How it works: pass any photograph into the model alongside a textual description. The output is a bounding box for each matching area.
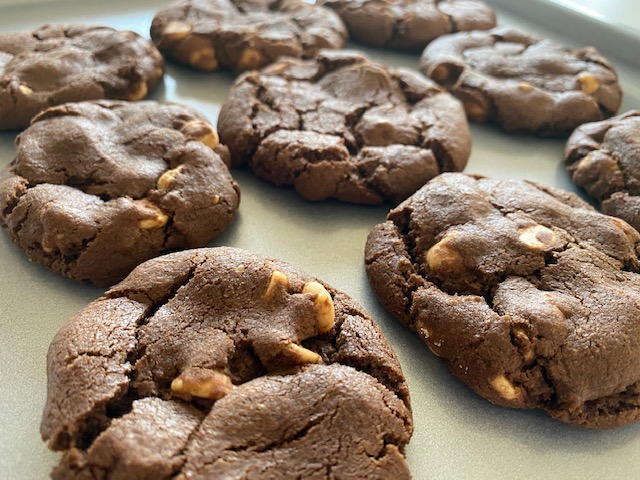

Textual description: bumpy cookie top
[218,49,471,204]
[318,0,496,51]
[41,247,413,479]
[365,173,640,428]
[150,0,347,73]
[565,110,640,232]
[0,100,240,286]
[0,24,164,130]
[420,27,622,136]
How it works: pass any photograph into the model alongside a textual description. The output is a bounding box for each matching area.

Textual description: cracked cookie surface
[318,0,496,51]
[419,27,622,136]
[565,110,640,232]
[0,100,240,286]
[0,24,164,130]
[41,247,413,479]
[218,49,471,204]
[365,172,640,428]
[150,0,347,74]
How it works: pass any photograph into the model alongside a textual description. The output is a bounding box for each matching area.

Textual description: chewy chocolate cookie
[218,49,471,204]
[365,172,640,429]
[150,0,347,74]
[318,0,496,51]
[0,100,240,286]
[565,110,640,232]
[41,247,413,479]
[419,27,622,136]
[0,24,164,130]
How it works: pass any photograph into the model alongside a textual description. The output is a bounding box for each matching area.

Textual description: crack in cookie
[365,172,640,428]
[0,101,240,286]
[318,0,496,52]
[219,49,471,204]
[0,24,164,130]
[41,247,413,479]
[150,0,347,74]
[420,27,622,136]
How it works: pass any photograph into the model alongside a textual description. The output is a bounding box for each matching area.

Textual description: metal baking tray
[1,0,639,478]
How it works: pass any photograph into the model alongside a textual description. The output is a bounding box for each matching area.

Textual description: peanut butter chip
[463,100,488,122]
[578,74,601,95]
[156,165,185,190]
[138,201,169,230]
[42,239,56,253]
[189,46,218,71]
[302,281,335,334]
[518,225,558,251]
[164,21,193,41]
[171,368,234,400]
[263,270,290,300]
[237,47,263,71]
[491,374,521,400]
[18,84,33,95]
[512,327,534,363]
[182,120,220,149]
[283,342,322,365]
[518,82,533,92]
[426,233,464,273]
[138,215,168,230]
[125,79,148,101]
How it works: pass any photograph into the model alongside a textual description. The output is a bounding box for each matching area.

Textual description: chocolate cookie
[565,110,640,232]
[365,172,640,428]
[0,100,240,286]
[419,27,622,136]
[150,0,347,74]
[318,0,496,51]
[218,49,471,204]
[41,247,413,479]
[0,24,164,130]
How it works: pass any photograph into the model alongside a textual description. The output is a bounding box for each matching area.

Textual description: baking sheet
[1,1,640,479]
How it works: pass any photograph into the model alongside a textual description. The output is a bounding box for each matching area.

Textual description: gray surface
[491,0,640,69]
[1,1,640,479]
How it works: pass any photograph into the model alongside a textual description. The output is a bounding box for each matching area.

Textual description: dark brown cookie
[318,0,496,51]
[150,0,347,74]
[365,172,640,429]
[0,24,164,130]
[0,100,240,286]
[419,27,622,136]
[218,49,471,204]
[41,247,413,479]
[565,110,640,231]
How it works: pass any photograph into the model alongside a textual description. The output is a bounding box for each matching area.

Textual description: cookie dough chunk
[420,27,622,136]
[218,49,471,204]
[0,24,164,130]
[150,0,347,74]
[365,172,640,428]
[41,247,413,479]
[565,110,640,231]
[318,0,496,51]
[0,100,240,286]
